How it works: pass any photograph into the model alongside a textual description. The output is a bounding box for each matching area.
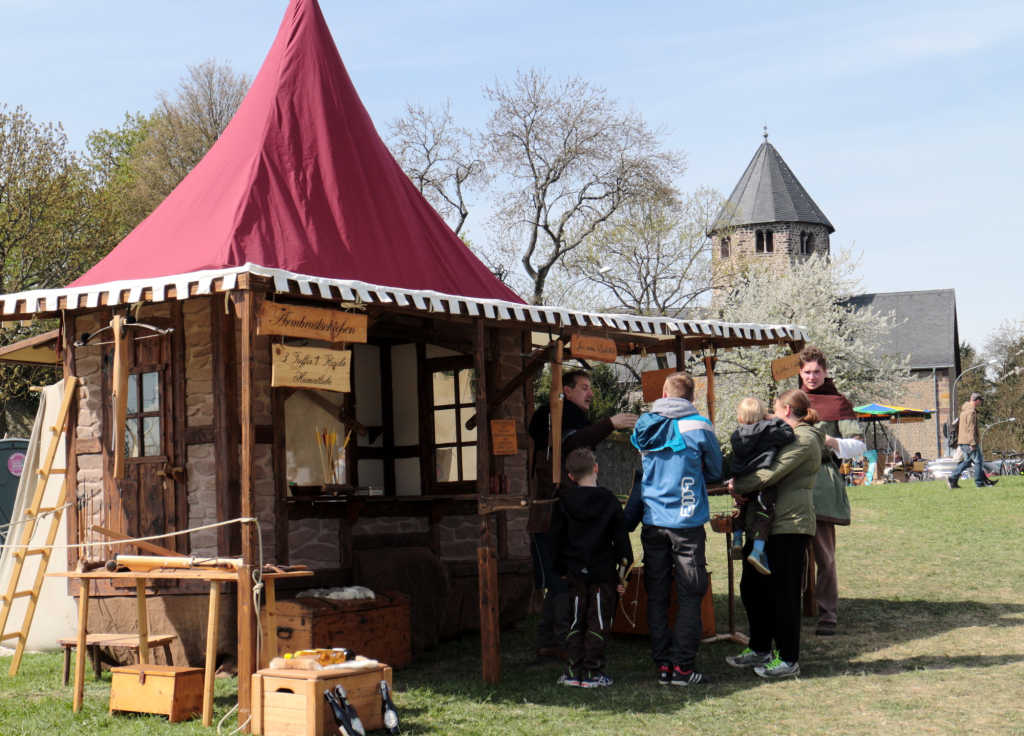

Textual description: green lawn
[2,477,1022,735]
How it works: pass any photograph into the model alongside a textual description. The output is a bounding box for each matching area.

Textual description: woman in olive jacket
[727,389,824,679]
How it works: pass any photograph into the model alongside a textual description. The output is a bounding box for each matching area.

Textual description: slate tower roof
[711,140,834,234]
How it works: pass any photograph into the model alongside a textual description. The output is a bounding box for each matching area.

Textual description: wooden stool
[58,633,176,685]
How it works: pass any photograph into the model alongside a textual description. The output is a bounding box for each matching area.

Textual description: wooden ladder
[0,376,78,676]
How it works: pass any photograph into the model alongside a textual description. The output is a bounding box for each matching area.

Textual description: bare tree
[567,187,724,316]
[483,70,683,304]
[126,59,250,222]
[387,100,486,236]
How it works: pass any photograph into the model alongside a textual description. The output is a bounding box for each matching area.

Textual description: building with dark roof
[844,289,961,458]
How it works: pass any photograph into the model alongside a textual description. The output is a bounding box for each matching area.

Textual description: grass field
[2,477,1022,735]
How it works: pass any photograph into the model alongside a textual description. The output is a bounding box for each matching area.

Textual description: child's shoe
[657,664,672,685]
[730,531,744,560]
[747,547,771,575]
[556,669,581,687]
[580,671,613,688]
[669,666,710,686]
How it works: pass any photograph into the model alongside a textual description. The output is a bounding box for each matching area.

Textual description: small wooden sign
[771,353,802,382]
[271,345,351,392]
[490,419,518,456]
[258,301,367,344]
[641,368,675,403]
[570,334,618,363]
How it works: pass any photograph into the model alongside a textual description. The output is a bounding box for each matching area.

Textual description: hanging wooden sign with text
[257,301,367,344]
[490,419,519,456]
[272,345,351,393]
[570,334,618,363]
[771,353,802,382]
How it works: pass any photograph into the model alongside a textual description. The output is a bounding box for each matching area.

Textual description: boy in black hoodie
[730,397,796,575]
[550,448,632,688]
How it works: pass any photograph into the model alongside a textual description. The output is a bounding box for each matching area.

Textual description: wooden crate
[251,663,392,736]
[265,591,411,668]
[612,566,715,639]
[108,663,203,723]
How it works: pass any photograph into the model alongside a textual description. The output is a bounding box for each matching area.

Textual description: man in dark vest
[527,369,637,659]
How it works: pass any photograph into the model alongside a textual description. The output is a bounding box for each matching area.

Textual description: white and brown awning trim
[0,263,807,347]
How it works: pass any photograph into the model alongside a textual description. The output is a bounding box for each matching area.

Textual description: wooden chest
[109,663,203,723]
[265,592,411,668]
[251,663,392,736]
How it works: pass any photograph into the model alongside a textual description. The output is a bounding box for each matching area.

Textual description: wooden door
[102,317,186,576]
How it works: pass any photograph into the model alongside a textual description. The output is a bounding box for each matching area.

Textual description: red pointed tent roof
[70,0,522,304]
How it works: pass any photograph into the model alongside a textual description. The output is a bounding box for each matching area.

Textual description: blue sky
[2,0,1021,351]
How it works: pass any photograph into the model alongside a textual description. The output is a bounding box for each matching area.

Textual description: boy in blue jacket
[625,372,723,686]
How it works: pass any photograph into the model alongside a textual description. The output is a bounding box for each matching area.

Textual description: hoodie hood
[558,485,610,522]
[650,397,697,418]
[631,398,699,452]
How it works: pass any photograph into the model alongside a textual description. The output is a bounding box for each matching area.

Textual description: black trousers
[739,533,808,663]
[565,578,616,672]
[641,525,708,670]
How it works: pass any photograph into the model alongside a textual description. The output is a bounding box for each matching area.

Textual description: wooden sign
[258,301,367,344]
[490,419,518,456]
[641,368,675,402]
[771,353,802,382]
[271,345,351,392]
[570,334,618,363]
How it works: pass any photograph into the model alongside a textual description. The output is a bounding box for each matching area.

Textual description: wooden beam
[674,335,685,371]
[111,314,128,480]
[474,320,500,684]
[212,294,240,556]
[549,341,564,486]
[235,289,258,729]
[62,316,80,573]
[704,355,717,425]
[272,388,289,564]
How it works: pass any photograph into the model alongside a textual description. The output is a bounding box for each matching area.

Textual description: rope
[1,516,257,551]
[1,512,268,735]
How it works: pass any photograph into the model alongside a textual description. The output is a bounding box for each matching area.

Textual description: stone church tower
[710,134,834,291]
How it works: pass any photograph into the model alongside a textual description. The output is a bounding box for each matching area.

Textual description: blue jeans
[950,444,985,486]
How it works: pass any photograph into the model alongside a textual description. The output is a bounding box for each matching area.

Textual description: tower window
[756,229,773,253]
[800,231,814,255]
[755,230,764,253]
[720,236,730,258]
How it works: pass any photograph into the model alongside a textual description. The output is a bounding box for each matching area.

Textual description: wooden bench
[58,633,176,685]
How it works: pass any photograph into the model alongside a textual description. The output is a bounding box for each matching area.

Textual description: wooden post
[474,320,500,684]
[72,578,90,712]
[236,289,258,729]
[674,335,685,371]
[135,580,149,665]
[203,580,222,727]
[703,355,717,425]
[111,314,129,479]
[549,341,564,485]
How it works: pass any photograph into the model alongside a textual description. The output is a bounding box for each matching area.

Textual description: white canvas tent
[0,380,77,653]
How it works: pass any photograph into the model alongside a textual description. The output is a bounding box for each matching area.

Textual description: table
[52,567,311,727]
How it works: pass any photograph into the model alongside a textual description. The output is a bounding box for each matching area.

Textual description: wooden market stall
[0,0,809,727]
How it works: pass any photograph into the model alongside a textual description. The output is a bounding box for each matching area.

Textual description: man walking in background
[948,392,993,489]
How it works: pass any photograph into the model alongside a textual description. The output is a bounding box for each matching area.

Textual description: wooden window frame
[422,353,477,495]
